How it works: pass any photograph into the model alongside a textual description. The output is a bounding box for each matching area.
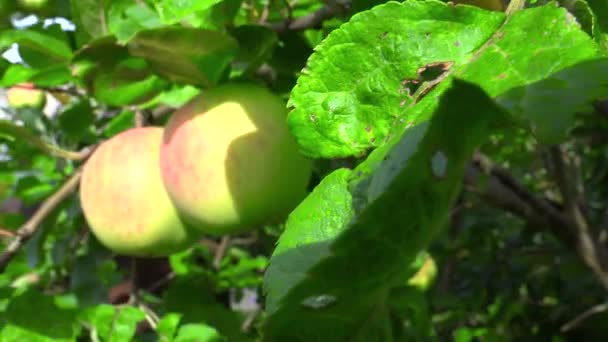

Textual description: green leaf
[586,0,608,34]
[0,120,86,160]
[264,168,353,313]
[230,25,278,76]
[174,323,224,342]
[92,58,169,106]
[163,276,252,342]
[57,99,96,141]
[157,313,182,341]
[0,29,72,64]
[70,0,106,38]
[497,57,608,143]
[153,0,222,24]
[71,36,169,106]
[0,64,38,87]
[287,1,599,158]
[102,110,135,138]
[127,27,239,87]
[80,304,145,342]
[107,0,162,43]
[0,289,80,342]
[262,80,502,340]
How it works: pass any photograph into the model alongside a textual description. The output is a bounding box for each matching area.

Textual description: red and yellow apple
[6,83,46,110]
[79,127,199,257]
[160,83,312,235]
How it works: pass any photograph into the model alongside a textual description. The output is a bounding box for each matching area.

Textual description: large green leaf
[264,168,354,313]
[262,80,503,341]
[71,36,169,106]
[0,29,72,64]
[127,27,238,87]
[287,1,599,158]
[0,289,80,342]
[497,57,608,143]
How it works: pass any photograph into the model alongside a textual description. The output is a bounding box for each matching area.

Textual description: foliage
[1,0,608,341]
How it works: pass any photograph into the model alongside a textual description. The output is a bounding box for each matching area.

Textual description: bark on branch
[0,168,83,273]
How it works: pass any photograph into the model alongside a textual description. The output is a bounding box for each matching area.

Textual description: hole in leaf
[301,294,337,309]
[431,150,448,178]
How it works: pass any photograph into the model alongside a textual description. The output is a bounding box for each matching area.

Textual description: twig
[0,121,95,161]
[466,152,608,291]
[0,228,17,238]
[561,301,608,332]
[505,0,526,15]
[547,146,608,289]
[213,236,231,270]
[241,308,260,333]
[133,109,148,128]
[145,271,175,293]
[0,168,83,272]
[267,1,351,34]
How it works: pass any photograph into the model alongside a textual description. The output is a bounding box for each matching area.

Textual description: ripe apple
[6,83,46,110]
[160,83,312,235]
[80,127,199,257]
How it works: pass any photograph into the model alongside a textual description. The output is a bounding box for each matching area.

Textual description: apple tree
[2,0,608,341]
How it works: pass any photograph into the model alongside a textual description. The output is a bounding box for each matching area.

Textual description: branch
[267,1,351,34]
[213,236,231,270]
[0,168,83,272]
[561,301,608,332]
[464,152,608,290]
[547,145,608,289]
[466,153,575,244]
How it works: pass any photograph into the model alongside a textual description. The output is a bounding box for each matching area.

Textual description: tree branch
[547,145,608,289]
[0,168,83,273]
[465,152,608,290]
[267,1,351,34]
[561,301,608,332]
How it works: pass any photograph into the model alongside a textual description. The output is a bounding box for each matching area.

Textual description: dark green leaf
[498,57,608,143]
[164,276,252,342]
[0,289,80,341]
[57,99,95,141]
[230,25,278,76]
[128,27,239,87]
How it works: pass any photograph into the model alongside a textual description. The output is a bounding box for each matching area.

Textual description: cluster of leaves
[1,0,608,341]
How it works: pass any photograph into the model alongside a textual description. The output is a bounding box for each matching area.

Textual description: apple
[80,127,199,257]
[160,83,312,235]
[6,83,46,110]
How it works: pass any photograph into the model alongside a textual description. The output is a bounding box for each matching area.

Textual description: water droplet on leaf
[301,294,337,309]
[431,150,448,178]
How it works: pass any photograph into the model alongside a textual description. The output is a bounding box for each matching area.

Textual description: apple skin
[160,83,312,235]
[80,127,199,257]
[6,83,46,110]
